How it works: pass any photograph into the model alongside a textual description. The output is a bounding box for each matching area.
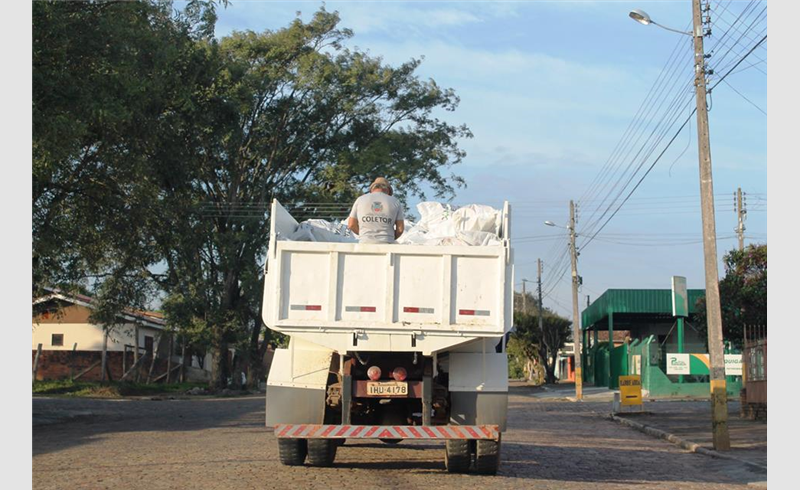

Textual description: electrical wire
[575,1,766,252]
[720,78,766,115]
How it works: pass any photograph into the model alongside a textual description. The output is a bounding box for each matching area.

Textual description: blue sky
[213,1,767,319]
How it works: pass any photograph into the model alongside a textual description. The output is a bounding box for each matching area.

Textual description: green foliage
[695,244,767,348]
[153,8,471,387]
[32,0,219,308]
[33,4,471,389]
[512,296,572,384]
[507,336,538,381]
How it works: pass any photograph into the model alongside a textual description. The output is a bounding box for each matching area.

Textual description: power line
[575,4,766,252]
[720,78,766,115]
[581,109,697,251]
[578,19,695,218]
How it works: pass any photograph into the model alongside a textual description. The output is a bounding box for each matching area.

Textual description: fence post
[166,334,174,384]
[32,343,43,383]
[70,343,77,381]
[180,341,187,383]
[146,333,162,384]
[100,329,108,383]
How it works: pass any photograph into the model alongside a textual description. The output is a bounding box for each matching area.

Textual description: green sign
[671,276,688,317]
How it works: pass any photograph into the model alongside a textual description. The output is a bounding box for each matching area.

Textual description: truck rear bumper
[274,424,500,441]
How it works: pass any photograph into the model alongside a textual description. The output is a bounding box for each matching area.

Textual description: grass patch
[33,379,209,398]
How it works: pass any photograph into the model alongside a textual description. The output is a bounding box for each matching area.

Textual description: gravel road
[32,386,766,489]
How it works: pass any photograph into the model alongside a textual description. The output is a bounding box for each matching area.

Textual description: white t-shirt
[349,192,404,244]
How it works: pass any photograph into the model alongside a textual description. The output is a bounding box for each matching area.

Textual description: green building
[581,289,741,397]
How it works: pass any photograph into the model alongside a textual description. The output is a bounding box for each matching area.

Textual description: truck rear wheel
[475,437,501,475]
[445,439,471,473]
[307,439,337,467]
[277,438,307,466]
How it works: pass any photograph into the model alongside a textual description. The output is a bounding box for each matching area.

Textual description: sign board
[724,354,743,376]
[671,276,688,317]
[619,375,642,406]
[666,353,690,375]
[666,353,743,376]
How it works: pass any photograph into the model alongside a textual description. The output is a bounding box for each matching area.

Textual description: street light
[544,220,569,230]
[629,2,730,450]
[628,8,692,36]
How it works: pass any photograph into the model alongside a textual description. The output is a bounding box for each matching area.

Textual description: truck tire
[445,439,471,473]
[278,438,307,466]
[307,439,337,467]
[475,437,501,475]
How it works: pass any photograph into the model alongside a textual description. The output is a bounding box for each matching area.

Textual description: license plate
[367,381,408,396]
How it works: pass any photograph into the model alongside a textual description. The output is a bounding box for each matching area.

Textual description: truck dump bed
[262,199,514,354]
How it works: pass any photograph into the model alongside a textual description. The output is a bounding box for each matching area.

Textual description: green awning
[581,289,706,330]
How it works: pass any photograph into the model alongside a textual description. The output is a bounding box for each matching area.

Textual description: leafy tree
[33,4,471,389]
[512,305,572,385]
[695,244,767,348]
[32,0,220,307]
[151,9,471,388]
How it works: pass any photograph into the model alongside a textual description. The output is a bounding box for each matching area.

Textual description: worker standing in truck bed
[347,177,405,244]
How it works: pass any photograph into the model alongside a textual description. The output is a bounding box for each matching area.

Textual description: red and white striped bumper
[274,424,500,441]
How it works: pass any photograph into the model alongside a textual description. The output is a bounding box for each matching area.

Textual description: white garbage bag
[397,202,502,246]
[456,231,503,246]
[451,205,501,235]
[287,219,357,243]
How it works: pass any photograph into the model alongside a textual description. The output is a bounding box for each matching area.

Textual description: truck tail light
[391,367,407,381]
[367,366,382,381]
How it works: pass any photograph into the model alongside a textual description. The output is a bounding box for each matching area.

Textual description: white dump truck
[263,199,514,474]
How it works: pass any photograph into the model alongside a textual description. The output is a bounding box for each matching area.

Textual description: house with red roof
[32,291,211,382]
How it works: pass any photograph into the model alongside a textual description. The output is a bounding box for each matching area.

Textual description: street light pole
[568,200,583,401]
[628,0,730,452]
[691,0,730,451]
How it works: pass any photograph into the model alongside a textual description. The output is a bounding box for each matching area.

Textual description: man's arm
[348,199,360,235]
[348,216,359,235]
[394,219,404,240]
[394,201,405,240]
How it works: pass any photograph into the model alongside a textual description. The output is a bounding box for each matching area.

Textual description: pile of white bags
[281,202,502,246]
[396,202,502,246]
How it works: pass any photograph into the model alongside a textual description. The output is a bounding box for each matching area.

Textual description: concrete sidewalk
[614,400,766,470]
[510,380,617,401]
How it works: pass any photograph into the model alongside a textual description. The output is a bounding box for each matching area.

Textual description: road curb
[609,414,767,473]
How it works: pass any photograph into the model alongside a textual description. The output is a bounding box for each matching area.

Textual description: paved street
[32,386,766,489]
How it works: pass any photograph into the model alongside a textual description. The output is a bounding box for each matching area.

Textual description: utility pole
[537,260,544,335]
[569,200,583,401]
[537,260,545,340]
[537,260,546,382]
[692,0,730,450]
[521,280,527,313]
[736,187,746,251]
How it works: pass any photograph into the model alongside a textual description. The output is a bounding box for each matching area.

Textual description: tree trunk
[246,318,270,390]
[210,336,230,390]
[210,270,240,390]
[546,352,558,384]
